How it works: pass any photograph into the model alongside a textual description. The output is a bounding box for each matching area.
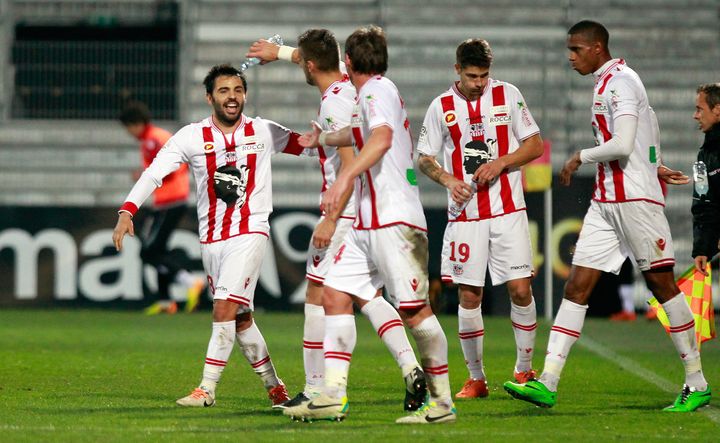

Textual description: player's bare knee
[563,281,590,305]
[212,300,239,322]
[458,284,482,309]
[234,312,254,331]
[400,304,433,328]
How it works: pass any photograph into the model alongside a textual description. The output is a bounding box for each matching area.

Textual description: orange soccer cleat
[609,311,637,322]
[455,378,489,399]
[514,369,537,384]
[268,383,291,409]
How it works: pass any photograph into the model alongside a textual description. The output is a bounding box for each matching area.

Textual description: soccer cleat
[185,278,205,313]
[268,383,291,409]
[663,384,711,412]
[176,387,215,407]
[455,378,489,399]
[395,401,457,424]
[283,394,349,422]
[645,306,658,321]
[404,366,428,411]
[514,369,537,384]
[503,379,556,408]
[282,392,312,408]
[609,311,637,322]
[144,300,177,316]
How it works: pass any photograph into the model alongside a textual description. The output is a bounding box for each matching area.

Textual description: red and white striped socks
[236,321,281,390]
[539,298,588,391]
[511,298,537,373]
[458,305,485,380]
[662,293,707,390]
[200,320,236,393]
[323,314,356,399]
[302,303,325,396]
[361,297,419,372]
[410,315,452,407]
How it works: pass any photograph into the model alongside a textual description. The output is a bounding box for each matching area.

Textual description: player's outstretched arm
[473,133,543,186]
[246,39,299,65]
[112,212,134,251]
[299,121,352,148]
[418,153,472,204]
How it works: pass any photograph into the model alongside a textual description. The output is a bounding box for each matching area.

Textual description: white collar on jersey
[593,58,624,82]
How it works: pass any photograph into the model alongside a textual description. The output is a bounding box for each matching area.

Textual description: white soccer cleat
[176,387,215,407]
[283,393,348,422]
[395,401,457,424]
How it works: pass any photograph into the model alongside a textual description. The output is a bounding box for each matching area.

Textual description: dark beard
[212,100,243,127]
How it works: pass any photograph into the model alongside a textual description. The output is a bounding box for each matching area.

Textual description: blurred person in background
[691,83,720,275]
[504,20,710,413]
[119,101,205,314]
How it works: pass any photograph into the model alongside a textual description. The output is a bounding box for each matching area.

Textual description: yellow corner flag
[648,264,716,350]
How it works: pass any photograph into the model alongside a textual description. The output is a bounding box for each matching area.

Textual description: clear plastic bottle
[693,161,709,196]
[240,34,283,71]
[448,181,478,219]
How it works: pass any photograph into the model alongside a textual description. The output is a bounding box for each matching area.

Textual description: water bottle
[240,34,283,71]
[448,181,478,219]
[693,161,709,196]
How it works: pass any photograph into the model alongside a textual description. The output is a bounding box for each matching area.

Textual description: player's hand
[694,255,709,276]
[112,212,134,251]
[323,174,352,217]
[560,151,582,186]
[473,159,506,186]
[299,121,323,148]
[658,165,690,185]
[312,217,337,249]
[446,176,473,204]
[245,39,279,64]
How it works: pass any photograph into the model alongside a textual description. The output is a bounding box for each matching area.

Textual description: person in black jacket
[692,83,720,275]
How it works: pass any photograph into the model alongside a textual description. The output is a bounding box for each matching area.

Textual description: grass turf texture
[0,310,718,442]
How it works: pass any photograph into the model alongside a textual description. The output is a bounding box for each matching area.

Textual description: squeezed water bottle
[240,34,283,71]
[693,161,709,196]
[448,181,478,219]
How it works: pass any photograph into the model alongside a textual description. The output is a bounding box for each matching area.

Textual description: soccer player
[416,38,543,399]
[119,101,205,314]
[503,20,711,412]
[246,29,427,411]
[282,25,455,424]
[113,65,297,409]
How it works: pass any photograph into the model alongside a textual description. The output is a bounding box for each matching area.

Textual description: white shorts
[306,215,355,284]
[441,210,533,287]
[572,200,675,273]
[200,233,267,313]
[324,224,430,311]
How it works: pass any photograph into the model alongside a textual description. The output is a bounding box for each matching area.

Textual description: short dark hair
[203,64,247,95]
[298,28,340,72]
[568,20,610,48]
[456,39,493,69]
[119,101,150,125]
[697,83,720,109]
[345,25,388,75]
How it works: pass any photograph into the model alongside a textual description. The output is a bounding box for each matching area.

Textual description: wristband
[318,131,328,147]
[277,45,295,62]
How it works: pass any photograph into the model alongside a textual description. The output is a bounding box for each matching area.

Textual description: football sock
[662,293,707,390]
[619,284,635,314]
[410,315,452,406]
[200,320,235,393]
[236,321,281,390]
[303,303,325,395]
[323,314,356,399]
[511,297,537,373]
[458,305,485,380]
[539,298,588,391]
[361,297,418,372]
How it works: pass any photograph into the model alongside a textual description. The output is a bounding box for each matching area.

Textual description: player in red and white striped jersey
[282,25,454,425]
[112,65,301,409]
[247,28,427,412]
[504,20,710,412]
[417,39,544,399]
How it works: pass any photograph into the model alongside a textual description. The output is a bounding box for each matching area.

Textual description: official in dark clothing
[691,83,720,275]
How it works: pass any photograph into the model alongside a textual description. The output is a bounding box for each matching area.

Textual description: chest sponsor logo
[203,142,215,153]
[237,143,266,154]
[443,110,458,126]
[491,105,509,114]
[592,102,609,114]
[488,114,511,126]
[351,110,363,127]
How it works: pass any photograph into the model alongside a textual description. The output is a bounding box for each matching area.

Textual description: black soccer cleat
[404,367,428,411]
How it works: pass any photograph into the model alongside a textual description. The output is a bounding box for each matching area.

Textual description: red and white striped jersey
[317,76,356,218]
[417,79,540,220]
[589,59,664,205]
[351,75,426,231]
[121,114,305,243]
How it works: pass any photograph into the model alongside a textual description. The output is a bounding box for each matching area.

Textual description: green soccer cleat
[503,379,556,408]
[663,384,711,412]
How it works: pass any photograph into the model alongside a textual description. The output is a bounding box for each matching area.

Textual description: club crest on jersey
[453,264,464,276]
[443,111,458,126]
[203,142,215,153]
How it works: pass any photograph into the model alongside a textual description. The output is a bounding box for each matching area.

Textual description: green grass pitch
[0,309,718,442]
